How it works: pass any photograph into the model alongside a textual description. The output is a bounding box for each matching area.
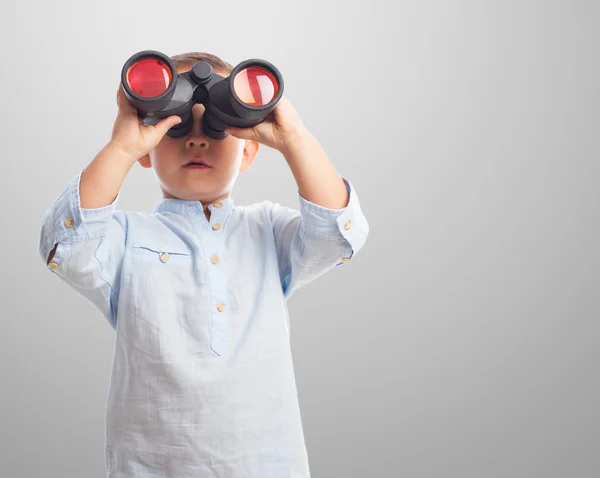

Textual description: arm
[224,96,369,297]
[271,129,369,298]
[46,140,136,264]
[39,141,134,328]
[280,127,350,210]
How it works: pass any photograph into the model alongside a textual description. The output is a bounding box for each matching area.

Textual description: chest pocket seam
[130,242,192,263]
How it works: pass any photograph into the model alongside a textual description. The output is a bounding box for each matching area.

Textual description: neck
[162,191,231,210]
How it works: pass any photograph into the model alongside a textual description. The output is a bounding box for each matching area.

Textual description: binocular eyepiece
[121,50,284,139]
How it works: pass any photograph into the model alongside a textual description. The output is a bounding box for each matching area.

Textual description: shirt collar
[153,196,235,215]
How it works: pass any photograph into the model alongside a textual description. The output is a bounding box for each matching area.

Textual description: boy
[39,51,369,478]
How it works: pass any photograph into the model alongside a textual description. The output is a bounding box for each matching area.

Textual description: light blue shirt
[39,168,369,478]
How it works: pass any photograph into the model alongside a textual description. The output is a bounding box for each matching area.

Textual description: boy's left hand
[224,96,309,154]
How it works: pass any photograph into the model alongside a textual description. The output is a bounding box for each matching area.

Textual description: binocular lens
[233,67,279,107]
[126,59,173,98]
[121,50,284,139]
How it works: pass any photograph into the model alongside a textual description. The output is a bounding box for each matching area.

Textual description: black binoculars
[120,50,284,139]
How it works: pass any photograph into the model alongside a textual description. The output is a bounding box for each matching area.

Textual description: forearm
[79,140,137,209]
[46,141,134,264]
[281,129,349,210]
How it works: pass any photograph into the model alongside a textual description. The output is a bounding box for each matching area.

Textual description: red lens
[233,67,278,106]
[126,58,172,98]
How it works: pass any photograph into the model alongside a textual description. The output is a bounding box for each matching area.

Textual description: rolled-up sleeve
[270,176,369,298]
[39,168,126,329]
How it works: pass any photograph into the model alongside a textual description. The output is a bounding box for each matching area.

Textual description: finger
[154,115,182,137]
[225,126,255,141]
[116,83,138,115]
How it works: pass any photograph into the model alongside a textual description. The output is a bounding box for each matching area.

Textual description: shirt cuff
[39,168,120,262]
[298,176,369,257]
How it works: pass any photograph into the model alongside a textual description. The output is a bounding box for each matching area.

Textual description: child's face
[138,67,260,203]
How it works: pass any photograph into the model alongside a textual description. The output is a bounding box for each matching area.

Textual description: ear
[138,153,151,169]
[239,139,259,173]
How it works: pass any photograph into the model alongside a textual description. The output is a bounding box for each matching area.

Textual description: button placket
[185,202,231,356]
[205,206,228,356]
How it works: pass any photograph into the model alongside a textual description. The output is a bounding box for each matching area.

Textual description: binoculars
[120,50,284,139]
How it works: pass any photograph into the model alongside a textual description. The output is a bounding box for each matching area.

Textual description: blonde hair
[170,52,233,75]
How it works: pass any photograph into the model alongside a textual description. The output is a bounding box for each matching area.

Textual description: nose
[187,136,208,149]
[186,112,209,150]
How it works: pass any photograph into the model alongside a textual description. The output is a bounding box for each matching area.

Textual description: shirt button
[216,302,225,312]
[342,257,350,263]
[64,217,74,228]
[344,220,352,231]
[159,253,170,262]
[214,202,223,208]
[49,262,58,270]
[210,255,220,264]
[212,223,222,230]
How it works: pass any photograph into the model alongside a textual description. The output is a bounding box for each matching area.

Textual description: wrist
[108,139,144,165]
[280,125,312,156]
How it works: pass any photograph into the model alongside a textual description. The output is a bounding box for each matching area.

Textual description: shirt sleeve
[38,168,127,329]
[269,176,369,299]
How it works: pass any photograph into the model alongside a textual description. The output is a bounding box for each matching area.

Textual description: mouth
[183,158,211,169]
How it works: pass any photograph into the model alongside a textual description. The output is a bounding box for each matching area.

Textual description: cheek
[151,145,180,173]
[222,136,244,151]
[213,143,243,169]
[230,140,247,162]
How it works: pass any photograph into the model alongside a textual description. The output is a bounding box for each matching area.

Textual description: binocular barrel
[121,50,284,139]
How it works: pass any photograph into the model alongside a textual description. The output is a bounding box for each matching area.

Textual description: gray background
[1,0,599,476]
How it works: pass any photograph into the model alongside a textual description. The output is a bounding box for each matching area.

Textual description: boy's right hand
[110,83,182,163]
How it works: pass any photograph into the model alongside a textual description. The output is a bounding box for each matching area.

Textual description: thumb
[155,115,182,136]
[224,125,251,139]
